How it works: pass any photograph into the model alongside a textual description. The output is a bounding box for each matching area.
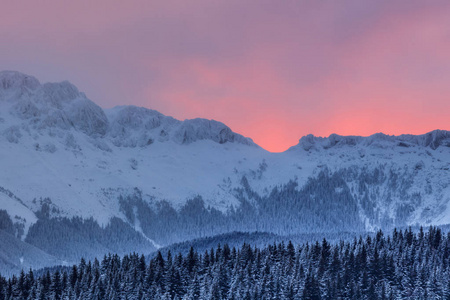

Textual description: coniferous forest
[1,227,450,299]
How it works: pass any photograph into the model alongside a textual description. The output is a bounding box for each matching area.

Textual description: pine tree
[302,273,321,300]
[3,226,450,300]
[50,270,62,300]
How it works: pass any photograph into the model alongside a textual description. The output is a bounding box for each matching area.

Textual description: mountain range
[0,70,449,275]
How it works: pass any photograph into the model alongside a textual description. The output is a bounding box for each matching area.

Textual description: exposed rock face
[1,71,255,146]
[1,71,109,137]
[293,130,450,151]
[173,118,254,145]
[0,71,40,94]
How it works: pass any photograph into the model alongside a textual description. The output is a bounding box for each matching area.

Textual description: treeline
[117,166,421,247]
[119,171,366,246]
[25,216,155,263]
[2,227,450,299]
[5,165,421,265]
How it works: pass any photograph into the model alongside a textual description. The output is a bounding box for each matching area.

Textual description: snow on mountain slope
[0,71,261,228]
[106,105,255,147]
[0,70,449,240]
[286,133,450,227]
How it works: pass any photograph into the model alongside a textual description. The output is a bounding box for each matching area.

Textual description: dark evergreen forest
[2,227,450,299]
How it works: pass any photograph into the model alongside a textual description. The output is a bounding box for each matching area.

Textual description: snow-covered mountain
[0,71,449,273]
[0,71,256,225]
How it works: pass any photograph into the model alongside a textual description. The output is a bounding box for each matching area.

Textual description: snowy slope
[0,70,449,242]
[287,132,450,228]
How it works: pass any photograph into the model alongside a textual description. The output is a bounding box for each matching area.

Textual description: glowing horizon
[2,0,449,152]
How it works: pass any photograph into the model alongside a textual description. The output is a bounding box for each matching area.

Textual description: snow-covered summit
[1,71,108,137]
[292,130,450,151]
[106,105,255,147]
[0,71,255,147]
[0,71,40,92]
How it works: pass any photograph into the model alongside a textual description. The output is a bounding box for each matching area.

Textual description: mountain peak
[0,71,40,91]
[0,71,256,148]
[174,118,255,146]
[293,130,450,151]
[106,105,256,147]
[0,71,41,102]
[1,71,108,137]
[2,71,446,151]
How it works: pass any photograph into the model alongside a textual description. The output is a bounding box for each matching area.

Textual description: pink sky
[1,1,449,152]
